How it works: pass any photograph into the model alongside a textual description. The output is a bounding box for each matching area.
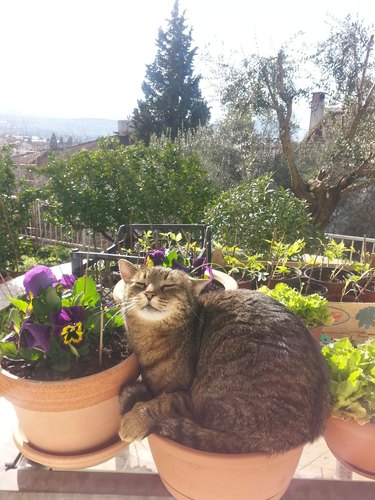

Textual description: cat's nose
[144,291,155,302]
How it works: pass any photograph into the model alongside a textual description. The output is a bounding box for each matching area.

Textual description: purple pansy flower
[192,257,206,277]
[59,274,78,289]
[19,320,51,352]
[51,306,85,346]
[23,265,57,297]
[145,249,166,266]
[171,260,190,273]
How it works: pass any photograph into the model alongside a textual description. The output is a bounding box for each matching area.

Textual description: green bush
[42,138,217,240]
[204,174,322,253]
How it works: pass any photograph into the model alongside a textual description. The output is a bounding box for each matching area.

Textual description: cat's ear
[189,278,209,297]
[119,259,138,283]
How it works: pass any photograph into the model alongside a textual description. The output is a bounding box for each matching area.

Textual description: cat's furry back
[118,260,331,454]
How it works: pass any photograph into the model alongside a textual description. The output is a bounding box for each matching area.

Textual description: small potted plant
[259,282,332,341]
[321,337,375,476]
[303,239,354,301]
[211,243,267,289]
[264,237,305,289]
[0,264,139,469]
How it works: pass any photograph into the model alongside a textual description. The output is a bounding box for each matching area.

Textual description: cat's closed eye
[161,284,178,292]
[132,281,146,290]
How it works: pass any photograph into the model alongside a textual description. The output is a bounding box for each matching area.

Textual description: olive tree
[219,15,375,229]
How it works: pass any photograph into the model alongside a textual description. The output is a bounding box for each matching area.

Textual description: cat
[118,259,331,454]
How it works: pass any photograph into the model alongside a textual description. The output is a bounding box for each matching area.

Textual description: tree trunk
[308,185,341,228]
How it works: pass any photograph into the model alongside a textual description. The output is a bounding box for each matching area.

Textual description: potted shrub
[264,238,305,289]
[322,337,375,476]
[212,244,267,289]
[303,239,355,301]
[259,283,332,341]
[0,265,139,469]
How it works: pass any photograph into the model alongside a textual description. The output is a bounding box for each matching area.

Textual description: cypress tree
[133,0,210,144]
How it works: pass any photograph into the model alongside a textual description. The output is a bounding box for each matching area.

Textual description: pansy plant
[0,265,124,373]
[145,247,213,280]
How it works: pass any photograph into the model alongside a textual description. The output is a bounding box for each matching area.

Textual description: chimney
[117,120,134,146]
[309,92,325,131]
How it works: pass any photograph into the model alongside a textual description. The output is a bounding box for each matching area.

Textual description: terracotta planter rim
[0,353,139,411]
[148,433,303,466]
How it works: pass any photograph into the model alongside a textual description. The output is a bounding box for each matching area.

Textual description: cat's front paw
[119,380,151,414]
[119,402,154,443]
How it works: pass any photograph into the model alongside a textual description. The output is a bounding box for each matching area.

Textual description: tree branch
[346,81,375,141]
[357,35,374,109]
[341,178,375,197]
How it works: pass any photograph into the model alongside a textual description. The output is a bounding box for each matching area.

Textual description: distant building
[11,120,135,187]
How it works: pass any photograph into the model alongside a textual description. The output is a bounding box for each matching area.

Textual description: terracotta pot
[0,354,140,469]
[309,326,324,342]
[324,416,375,478]
[228,271,255,289]
[303,266,353,301]
[301,280,328,297]
[266,265,302,290]
[113,269,238,304]
[356,278,375,302]
[148,434,303,500]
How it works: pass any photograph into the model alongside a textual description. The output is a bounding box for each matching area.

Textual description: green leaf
[7,296,29,313]
[69,344,80,358]
[0,341,20,359]
[73,276,100,306]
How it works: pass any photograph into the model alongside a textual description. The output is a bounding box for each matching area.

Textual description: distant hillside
[0,113,119,141]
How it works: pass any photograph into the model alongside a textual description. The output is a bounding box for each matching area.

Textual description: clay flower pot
[303,266,353,301]
[0,354,140,469]
[324,416,375,478]
[148,434,303,500]
[309,326,324,342]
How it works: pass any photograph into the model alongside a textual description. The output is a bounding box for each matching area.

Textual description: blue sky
[1,0,374,124]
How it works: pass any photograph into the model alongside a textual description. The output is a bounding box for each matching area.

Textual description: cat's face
[118,259,207,324]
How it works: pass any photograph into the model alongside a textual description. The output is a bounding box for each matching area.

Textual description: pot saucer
[13,427,128,470]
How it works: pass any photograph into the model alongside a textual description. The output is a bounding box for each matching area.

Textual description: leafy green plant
[42,139,217,240]
[321,338,375,424]
[204,175,322,255]
[265,237,305,280]
[0,265,124,378]
[214,243,267,282]
[259,283,332,328]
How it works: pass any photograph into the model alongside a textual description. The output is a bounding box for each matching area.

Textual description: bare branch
[341,178,375,197]
[358,35,374,108]
[346,81,375,141]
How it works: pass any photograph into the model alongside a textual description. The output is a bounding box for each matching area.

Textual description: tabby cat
[118,259,331,454]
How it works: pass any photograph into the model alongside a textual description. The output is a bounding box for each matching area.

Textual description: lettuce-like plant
[259,283,332,328]
[321,338,375,424]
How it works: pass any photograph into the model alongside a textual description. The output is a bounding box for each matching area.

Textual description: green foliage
[322,338,375,424]
[216,16,375,229]
[41,138,216,239]
[16,244,71,271]
[259,283,332,328]
[0,146,32,271]
[204,174,322,254]
[0,267,124,375]
[133,1,210,144]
